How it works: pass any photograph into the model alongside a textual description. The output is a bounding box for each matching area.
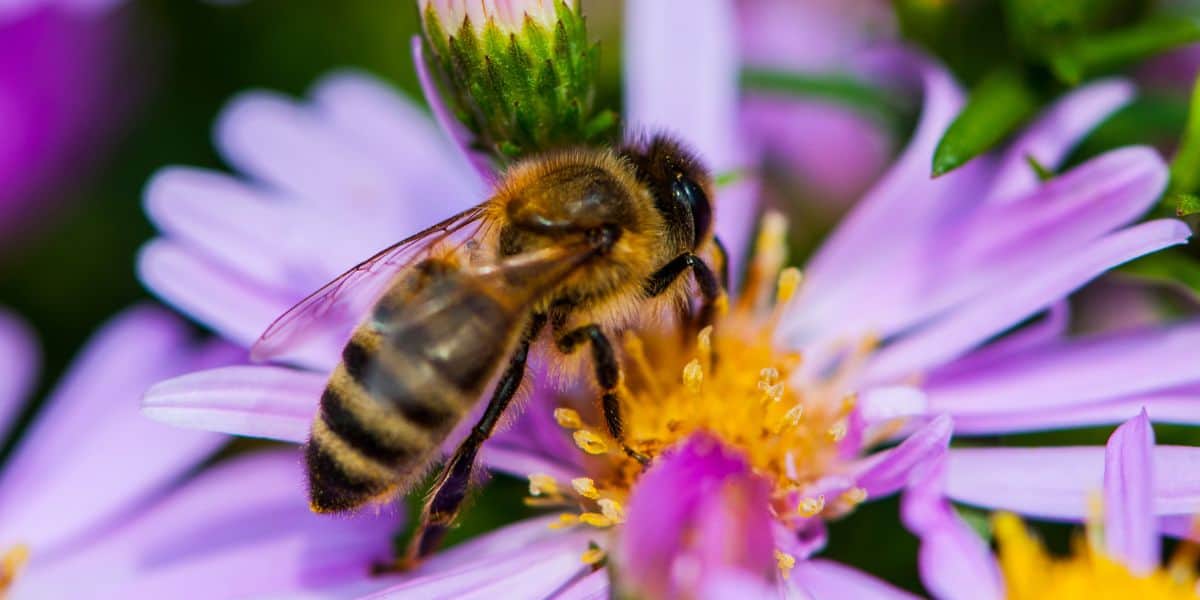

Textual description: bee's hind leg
[400,314,547,565]
[556,324,650,465]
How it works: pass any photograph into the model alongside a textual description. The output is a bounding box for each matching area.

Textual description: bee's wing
[251,204,489,364]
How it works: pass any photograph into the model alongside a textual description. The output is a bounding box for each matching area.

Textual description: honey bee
[252,134,728,562]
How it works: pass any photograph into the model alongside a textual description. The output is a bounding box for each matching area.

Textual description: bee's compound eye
[671,175,712,248]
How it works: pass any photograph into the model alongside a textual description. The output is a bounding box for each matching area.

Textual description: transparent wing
[251,204,489,363]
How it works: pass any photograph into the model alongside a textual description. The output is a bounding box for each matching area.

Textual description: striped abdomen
[306,261,524,513]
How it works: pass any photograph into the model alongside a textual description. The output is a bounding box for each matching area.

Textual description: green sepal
[932,67,1040,176]
[1173,192,1200,217]
[419,1,618,163]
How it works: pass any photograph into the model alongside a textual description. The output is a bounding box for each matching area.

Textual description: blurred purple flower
[905,410,1200,599]
[738,0,896,205]
[0,6,128,248]
[0,306,400,597]
[131,0,1200,596]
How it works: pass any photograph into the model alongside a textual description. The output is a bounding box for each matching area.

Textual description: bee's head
[622,134,714,252]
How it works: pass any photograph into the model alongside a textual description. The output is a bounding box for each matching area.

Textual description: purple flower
[135,0,1200,596]
[0,306,400,597]
[905,410,1200,599]
[0,6,128,247]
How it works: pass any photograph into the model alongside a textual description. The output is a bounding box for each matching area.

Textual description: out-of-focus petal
[902,457,1004,600]
[0,309,38,439]
[143,365,322,443]
[555,570,608,600]
[925,321,1200,419]
[858,385,928,424]
[411,37,496,184]
[928,302,1069,381]
[0,306,237,558]
[948,386,1200,434]
[945,445,1200,520]
[16,451,400,599]
[985,79,1135,204]
[623,0,757,264]
[865,219,1191,382]
[1104,410,1159,574]
[790,559,920,600]
[852,414,952,497]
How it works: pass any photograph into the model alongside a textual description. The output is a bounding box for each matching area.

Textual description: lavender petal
[1104,410,1159,573]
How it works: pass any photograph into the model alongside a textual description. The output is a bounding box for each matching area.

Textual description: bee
[252,134,728,562]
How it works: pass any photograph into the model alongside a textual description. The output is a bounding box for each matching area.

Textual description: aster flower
[0,306,401,598]
[905,410,1200,599]
[137,1,1200,597]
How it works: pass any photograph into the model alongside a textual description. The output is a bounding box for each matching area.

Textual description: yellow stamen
[774,549,796,579]
[579,512,613,528]
[571,477,600,499]
[775,268,803,306]
[554,408,584,430]
[797,495,826,517]
[573,430,609,455]
[840,487,868,506]
[828,421,848,442]
[581,547,606,565]
[528,473,559,497]
[597,498,626,524]
[1,544,30,592]
[682,359,704,394]
[548,513,580,530]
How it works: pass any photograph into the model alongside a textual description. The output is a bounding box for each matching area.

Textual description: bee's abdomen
[307,267,520,513]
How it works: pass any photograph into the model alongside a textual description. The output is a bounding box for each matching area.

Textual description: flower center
[525,215,879,566]
[0,544,29,595]
[994,513,1200,599]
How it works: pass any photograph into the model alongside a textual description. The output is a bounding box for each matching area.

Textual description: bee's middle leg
[556,324,650,464]
[404,313,547,563]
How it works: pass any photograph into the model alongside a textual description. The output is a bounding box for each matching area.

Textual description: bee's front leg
[556,324,650,465]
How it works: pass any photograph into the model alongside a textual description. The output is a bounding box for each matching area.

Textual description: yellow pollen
[573,430,609,455]
[597,498,626,524]
[995,512,1200,600]
[579,512,613,528]
[1,544,30,592]
[797,495,826,517]
[774,549,797,579]
[554,408,584,430]
[697,326,713,360]
[548,513,580,530]
[713,293,730,317]
[528,473,559,497]
[571,477,600,499]
[682,359,704,394]
[581,547,606,565]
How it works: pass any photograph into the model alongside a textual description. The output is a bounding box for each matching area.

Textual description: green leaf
[1174,192,1200,217]
[932,67,1040,176]
[1048,16,1200,85]
[1120,249,1200,302]
[1171,73,1200,195]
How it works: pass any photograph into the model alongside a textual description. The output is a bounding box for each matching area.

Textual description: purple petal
[143,365,322,443]
[0,306,235,557]
[853,414,952,498]
[0,308,38,439]
[1104,410,1159,573]
[929,301,1069,381]
[796,51,964,309]
[411,36,496,184]
[858,385,928,424]
[17,451,400,598]
[479,445,583,484]
[865,219,1191,382]
[623,0,758,265]
[618,433,775,599]
[902,458,1004,600]
[948,385,1200,435]
[986,79,1135,204]
[925,320,1200,419]
[555,570,608,600]
[790,559,920,600]
[946,445,1200,520]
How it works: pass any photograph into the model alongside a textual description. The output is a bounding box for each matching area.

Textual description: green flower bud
[418,0,617,163]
